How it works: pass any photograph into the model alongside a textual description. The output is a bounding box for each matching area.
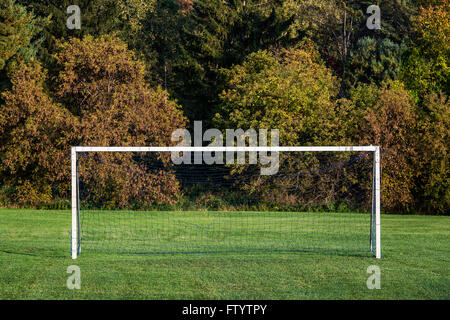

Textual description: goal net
[71,147,381,258]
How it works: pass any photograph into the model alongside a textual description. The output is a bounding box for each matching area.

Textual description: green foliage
[213,47,370,212]
[347,37,407,87]
[138,0,298,122]
[414,92,450,214]
[350,80,449,214]
[296,0,415,97]
[0,0,447,215]
[16,0,147,71]
[0,0,45,92]
[294,0,363,97]
[401,1,450,97]
[215,47,342,145]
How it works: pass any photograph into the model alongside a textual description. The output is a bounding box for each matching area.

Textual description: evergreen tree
[347,37,407,87]
[296,0,415,97]
[140,0,298,123]
[16,0,141,69]
[0,0,44,91]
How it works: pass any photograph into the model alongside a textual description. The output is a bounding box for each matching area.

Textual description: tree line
[0,0,448,214]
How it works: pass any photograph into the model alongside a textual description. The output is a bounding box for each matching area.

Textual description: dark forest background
[0,0,448,214]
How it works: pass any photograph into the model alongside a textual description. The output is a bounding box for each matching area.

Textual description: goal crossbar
[71,146,381,259]
[73,146,378,152]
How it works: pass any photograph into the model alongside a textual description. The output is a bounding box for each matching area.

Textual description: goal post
[71,147,80,259]
[374,146,381,259]
[71,146,381,259]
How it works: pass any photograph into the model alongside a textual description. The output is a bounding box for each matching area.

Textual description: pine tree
[347,37,407,87]
[140,0,298,123]
[16,0,139,69]
[0,0,43,91]
[296,0,415,97]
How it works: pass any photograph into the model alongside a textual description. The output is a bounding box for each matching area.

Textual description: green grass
[79,209,372,255]
[0,208,449,299]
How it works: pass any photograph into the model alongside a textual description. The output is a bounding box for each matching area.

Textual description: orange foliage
[0,62,74,206]
[360,82,417,212]
[0,36,187,207]
[176,0,194,14]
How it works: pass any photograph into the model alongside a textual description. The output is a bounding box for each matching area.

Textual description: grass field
[79,209,373,255]
[0,208,449,299]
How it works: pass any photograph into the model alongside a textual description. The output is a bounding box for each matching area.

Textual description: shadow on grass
[85,247,374,259]
[0,244,373,259]
[0,248,67,259]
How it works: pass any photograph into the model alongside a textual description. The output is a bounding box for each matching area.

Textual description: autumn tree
[215,47,344,145]
[352,81,417,212]
[354,83,449,214]
[0,62,74,206]
[0,35,187,207]
[57,35,187,208]
[212,47,362,207]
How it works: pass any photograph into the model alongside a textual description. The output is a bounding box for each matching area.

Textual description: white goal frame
[71,146,381,259]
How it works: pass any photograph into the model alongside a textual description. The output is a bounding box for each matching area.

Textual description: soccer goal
[71,146,381,259]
